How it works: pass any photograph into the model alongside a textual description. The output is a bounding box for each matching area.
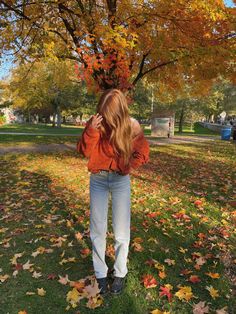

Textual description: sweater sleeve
[130,130,150,169]
[76,120,100,158]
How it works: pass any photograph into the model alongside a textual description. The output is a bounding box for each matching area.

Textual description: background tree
[197,79,236,122]
[4,58,97,127]
[129,79,152,121]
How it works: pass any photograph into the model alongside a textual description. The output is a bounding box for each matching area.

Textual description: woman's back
[77,115,149,175]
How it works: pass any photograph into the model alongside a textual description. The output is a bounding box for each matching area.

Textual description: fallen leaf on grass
[158,271,167,279]
[47,273,57,280]
[58,274,70,285]
[131,237,144,252]
[84,279,100,297]
[150,309,170,314]
[80,248,91,258]
[66,287,82,309]
[70,281,85,291]
[37,288,46,296]
[194,256,207,269]
[192,301,209,314]
[164,259,175,266]
[86,295,103,309]
[188,275,201,283]
[0,274,10,283]
[25,291,36,295]
[59,257,76,265]
[179,247,188,254]
[154,262,165,271]
[216,306,228,314]
[75,231,83,241]
[23,260,34,270]
[159,284,173,302]
[142,274,158,288]
[205,272,220,279]
[10,252,25,265]
[105,244,115,259]
[194,200,203,207]
[206,285,219,299]
[32,271,42,279]
[175,286,194,301]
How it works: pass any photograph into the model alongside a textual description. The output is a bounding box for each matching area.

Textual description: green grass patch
[143,122,218,137]
[0,123,82,134]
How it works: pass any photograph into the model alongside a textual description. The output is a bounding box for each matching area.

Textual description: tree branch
[132,52,150,85]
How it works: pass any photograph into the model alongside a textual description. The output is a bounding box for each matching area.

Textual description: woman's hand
[90,113,103,129]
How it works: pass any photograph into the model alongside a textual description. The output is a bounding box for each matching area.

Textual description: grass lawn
[0,123,81,134]
[0,123,83,145]
[0,122,219,146]
[174,123,219,137]
[0,140,235,314]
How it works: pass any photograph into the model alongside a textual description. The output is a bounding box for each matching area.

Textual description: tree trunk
[52,110,56,127]
[28,110,31,123]
[190,120,193,131]
[56,103,61,128]
[179,106,185,133]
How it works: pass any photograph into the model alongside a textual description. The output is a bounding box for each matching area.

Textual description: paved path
[0,135,218,155]
[148,135,218,145]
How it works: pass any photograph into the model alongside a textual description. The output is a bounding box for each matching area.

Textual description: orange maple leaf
[142,274,158,288]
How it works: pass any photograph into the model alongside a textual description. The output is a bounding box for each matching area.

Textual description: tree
[0,0,235,97]
[4,58,96,127]
[198,79,236,122]
[129,79,152,121]
[163,77,236,131]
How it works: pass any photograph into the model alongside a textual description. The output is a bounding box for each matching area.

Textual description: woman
[77,88,150,295]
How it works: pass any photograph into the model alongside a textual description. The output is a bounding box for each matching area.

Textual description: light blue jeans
[89,170,131,279]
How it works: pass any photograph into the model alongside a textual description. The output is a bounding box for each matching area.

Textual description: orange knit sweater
[76,120,150,175]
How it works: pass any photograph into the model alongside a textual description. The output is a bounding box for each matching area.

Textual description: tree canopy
[0,0,235,97]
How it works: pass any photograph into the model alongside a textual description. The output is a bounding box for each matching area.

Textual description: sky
[0,0,235,80]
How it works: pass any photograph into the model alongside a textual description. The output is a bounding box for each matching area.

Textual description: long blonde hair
[96,88,132,166]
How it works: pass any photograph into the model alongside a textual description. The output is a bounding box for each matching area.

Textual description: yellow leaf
[206,285,219,299]
[86,295,103,309]
[37,288,46,296]
[0,274,10,282]
[179,247,188,254]
[66,287,81,308]
[150,310,170,314]
[175,286,193,301]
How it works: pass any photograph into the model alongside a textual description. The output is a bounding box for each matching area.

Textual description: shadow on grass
[136,141,235,204]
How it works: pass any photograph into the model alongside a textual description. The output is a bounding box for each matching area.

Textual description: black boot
[96,277,109,295]
[110,276,126,295]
